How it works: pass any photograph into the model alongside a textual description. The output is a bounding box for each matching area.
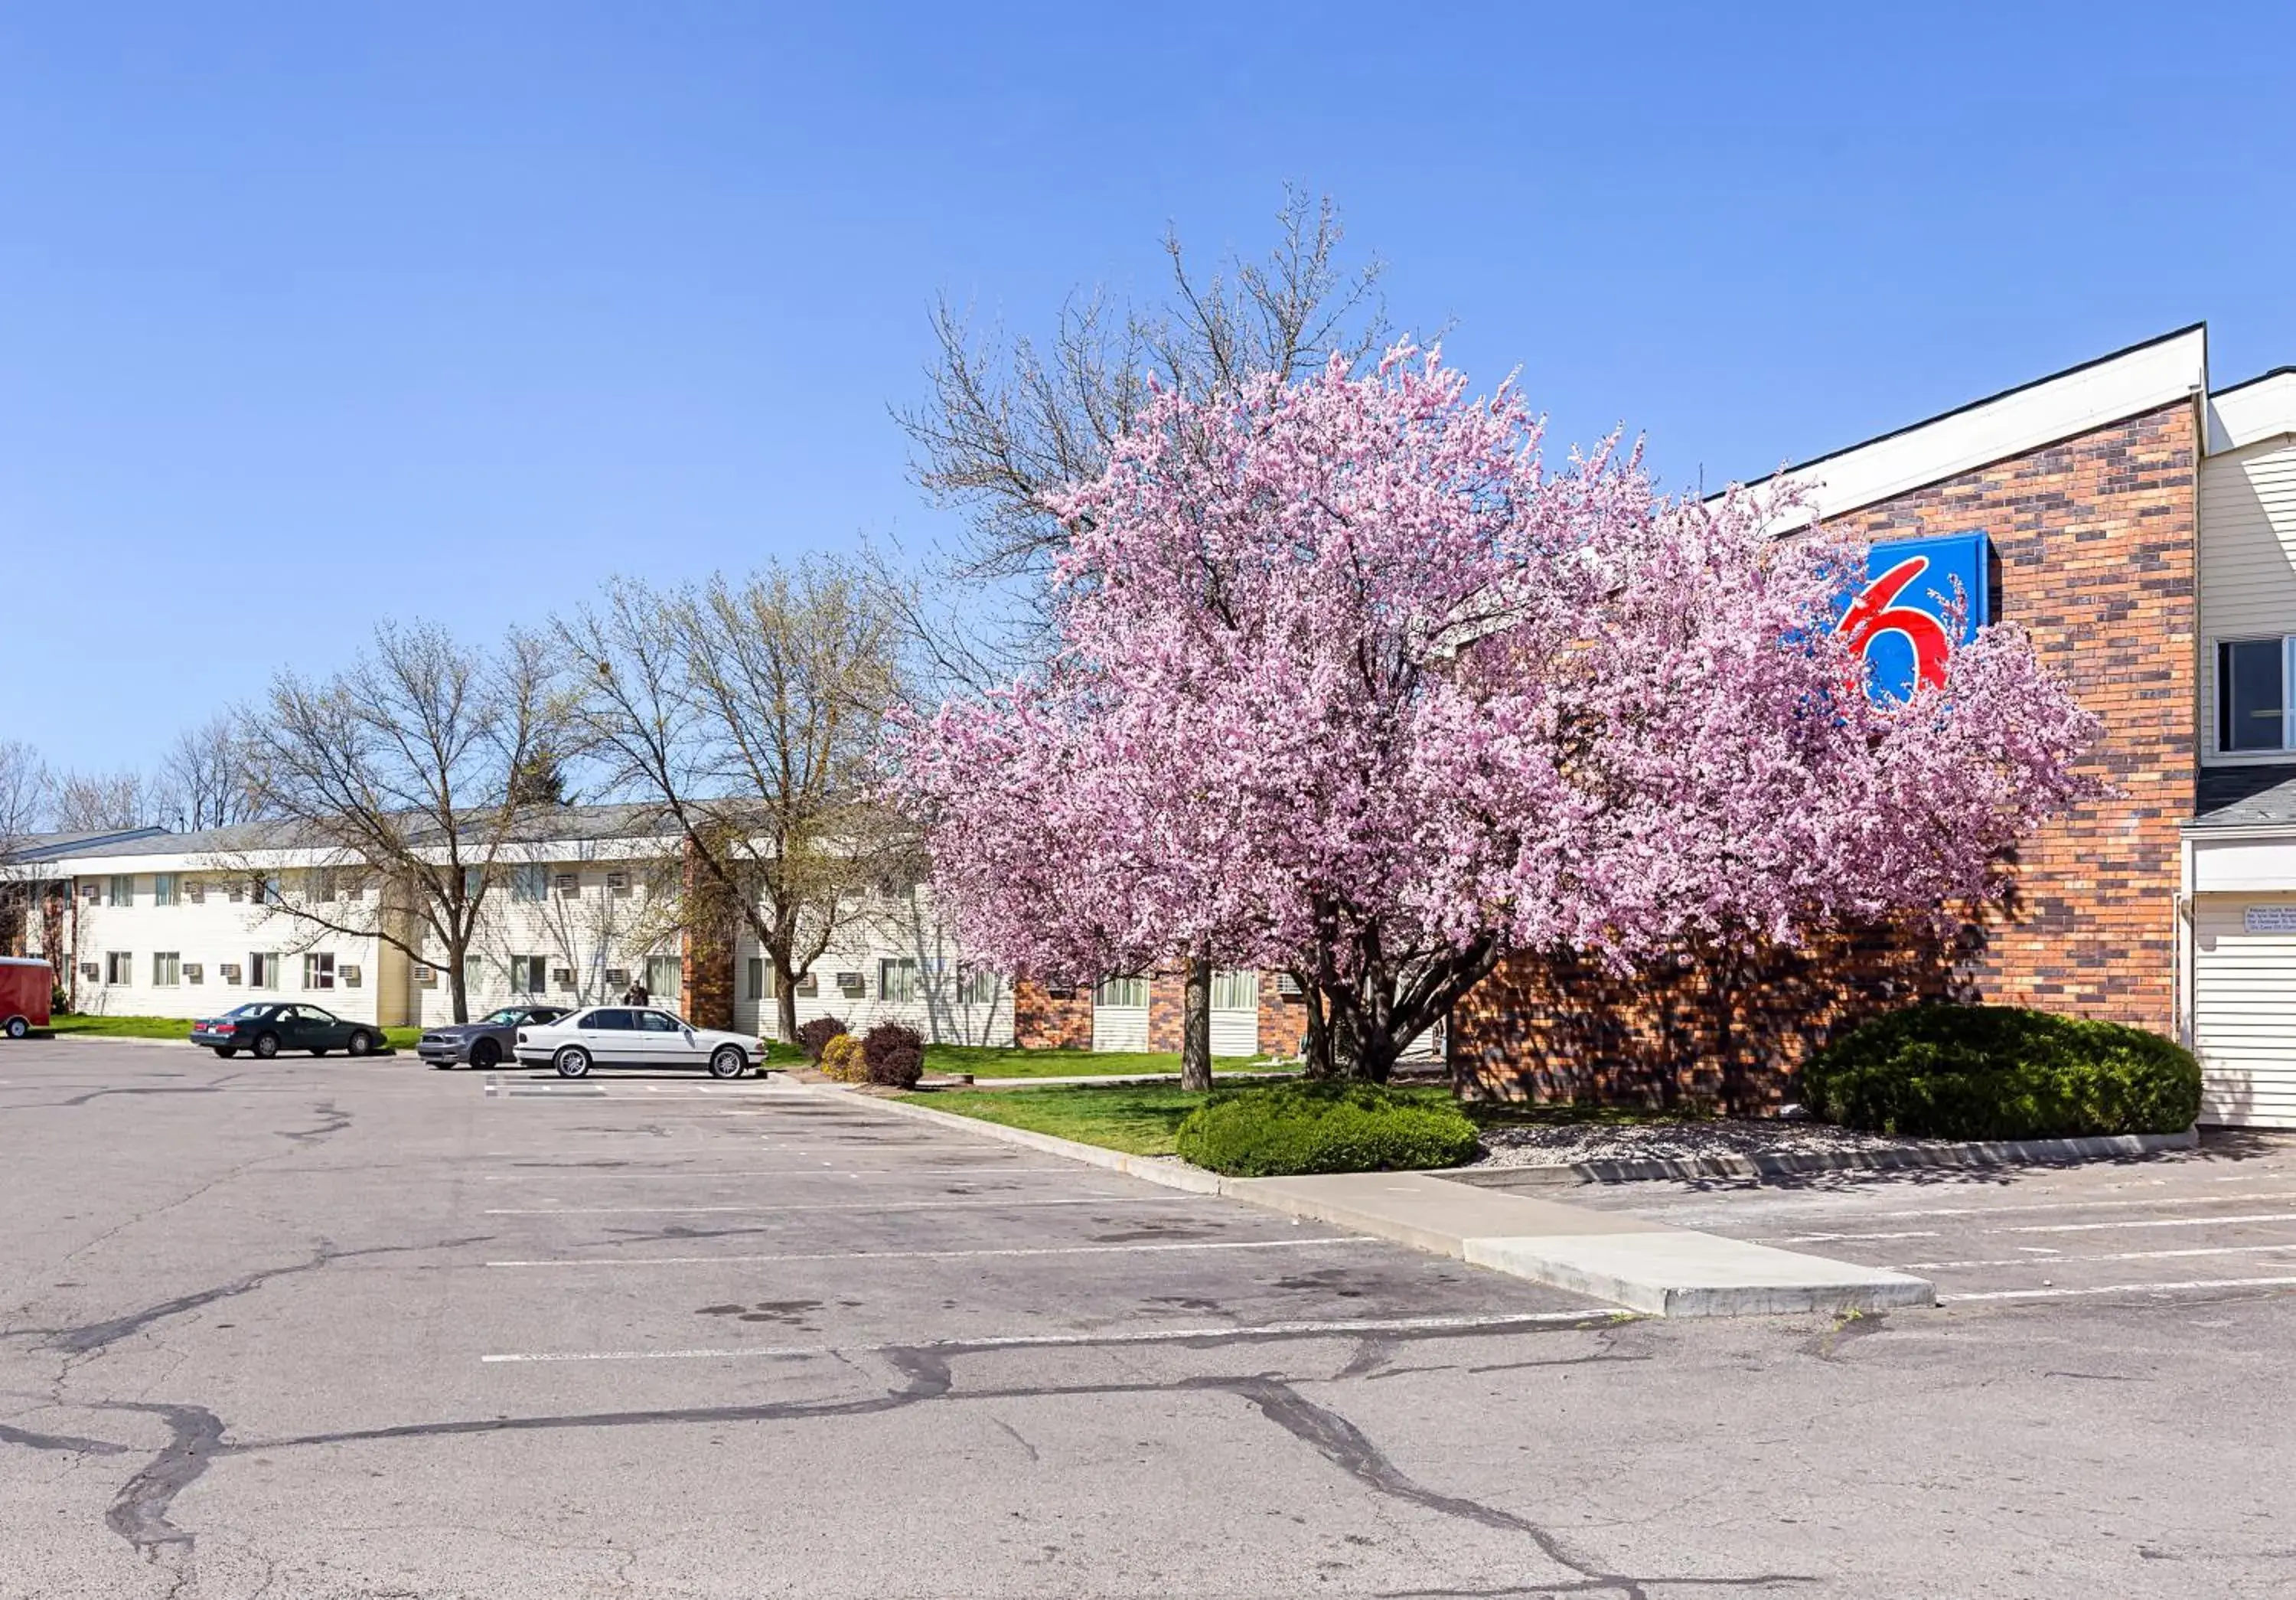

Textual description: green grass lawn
[905,1079,1707,1158]
[921,1043,1283,1079]
[47,1014,429,1051]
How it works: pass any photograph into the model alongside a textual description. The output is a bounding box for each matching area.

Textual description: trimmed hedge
[1802,1004,2200,1141]
[1175,1081,1482,1177]
[862,1023,925,1089]
[795,1015,848,1063]
[819,1033,866,1083]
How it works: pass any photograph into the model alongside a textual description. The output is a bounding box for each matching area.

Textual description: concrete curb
[1442,1127,2202,1189]
[807,1085,1934,1318]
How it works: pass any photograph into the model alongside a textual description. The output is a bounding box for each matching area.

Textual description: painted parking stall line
[479,1308,1623,1364]
[481,1195,1202,1216]
[486,1236,1377,1269]
[1900,1242,2296,1272]
[1947,1275,2296,1304]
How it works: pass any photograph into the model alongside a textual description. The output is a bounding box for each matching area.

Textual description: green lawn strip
[897,1082,1207,1156]
[47,1014,427,1051]
[921,1043,1280,1079]
[905,1079,1711,1162]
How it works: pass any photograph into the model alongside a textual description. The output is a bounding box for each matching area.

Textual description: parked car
[513,1006,757,1079]
[191,1002,381,1060]
[419,1004,571,1069]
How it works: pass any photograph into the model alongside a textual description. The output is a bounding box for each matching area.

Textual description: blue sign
[1835,531,1991,700]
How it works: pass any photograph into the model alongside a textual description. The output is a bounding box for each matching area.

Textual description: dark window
[635,1011,682,1033]
[585,1009,635,1030]
[2219,638,2288,753]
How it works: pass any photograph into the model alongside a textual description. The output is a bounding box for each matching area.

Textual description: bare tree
[227,622,556,1023]
[48,768,167,833]
[0,740,47,954]
[161,716,271,831]
[556,559,917,1043]
[895,186,1396,1088]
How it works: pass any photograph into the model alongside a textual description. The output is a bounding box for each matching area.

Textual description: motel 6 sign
[1834,531,1991,700]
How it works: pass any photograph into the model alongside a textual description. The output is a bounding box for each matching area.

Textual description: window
[464,954,483,996]
[105,951,132,985]
[109,875,133,907]
[310,868,336,903]
[510,955,547,994]
[303,952,336,990]
[1094,975,1149,1009]
[252,877,280,905]
[745,957,776,1001]
[152,952,181,987]
[463,867,484,902]
[879,958,919,1004]
[585,1008,635,1031]
[510,864,549,903]
[2219,638,2294,753]
[636,1009,683,1033]
[645,955,681,1000]
[1212,969,1259,1011]
[957,968,1001,1007]
[153,873,178,908]
[249,953,279,989]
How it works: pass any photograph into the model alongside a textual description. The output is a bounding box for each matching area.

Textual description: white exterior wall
[2190,890,2296,1127]
[419,857,676,1027]
[2197,435,2296,764]
[731,888,1015,1046]
[42,868,382,1023]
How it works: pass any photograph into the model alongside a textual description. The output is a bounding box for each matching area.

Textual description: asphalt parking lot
[4,1040,2294,1599]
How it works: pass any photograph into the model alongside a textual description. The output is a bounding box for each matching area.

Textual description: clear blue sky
[5,2,2291,778]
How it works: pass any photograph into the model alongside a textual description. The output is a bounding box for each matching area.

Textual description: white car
[514,1005,758,1079]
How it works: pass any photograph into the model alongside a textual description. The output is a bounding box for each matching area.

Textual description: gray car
[419,1005,571,1069]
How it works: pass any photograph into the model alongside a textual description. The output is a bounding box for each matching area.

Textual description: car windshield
[480,1009,528,1025]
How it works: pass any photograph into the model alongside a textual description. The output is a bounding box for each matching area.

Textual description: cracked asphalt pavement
[3,1042,2293,1598]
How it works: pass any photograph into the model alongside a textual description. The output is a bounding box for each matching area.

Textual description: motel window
[464,954,484,996]
[249,953,279,990]
[745,957,777,1002]
[1211,969,1259,1011]
[153,873,178,908]
[879,958,919,1004]
[109,875,133,907]
[152,952,181,988]
[310,868,336,903]
[510,864,549,903]
[463,867,485,903]
[2219,638,2294,753]
[105,951,132,985]
[303,953,336,990]
[510,955,547,994]
[1094,975,1150,1009]
[957,967,1000,1007]
[645,955,682,1000]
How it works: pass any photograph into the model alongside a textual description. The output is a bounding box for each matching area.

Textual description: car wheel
[554,1046,592,1079]
[214,1047,236,1059]
[253,1033,281,1060]
[708,1045,746,1079]
[346,1030,374,1057]
[3,1016,27,1040]
[469,1038,500,1069]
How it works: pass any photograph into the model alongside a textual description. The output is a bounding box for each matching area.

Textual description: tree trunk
[1180,957,1212,1092]
[448,939,470,1024]
[1296,977,1332,1079]
[776,969,801,1043]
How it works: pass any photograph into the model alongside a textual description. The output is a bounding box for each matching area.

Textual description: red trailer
[0,956,54,1038]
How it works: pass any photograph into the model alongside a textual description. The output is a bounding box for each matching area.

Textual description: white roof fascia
[1731,325,2210,534]
[2207,371,2296,455]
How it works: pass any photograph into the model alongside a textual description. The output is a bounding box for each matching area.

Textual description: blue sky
[5,2,2292,779]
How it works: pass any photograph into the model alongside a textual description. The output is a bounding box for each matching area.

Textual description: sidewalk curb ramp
[818,1088,1935,1318]
[1441,1128,2200,1189]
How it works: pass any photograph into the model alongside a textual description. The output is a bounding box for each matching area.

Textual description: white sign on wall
[2243,905,2296,934]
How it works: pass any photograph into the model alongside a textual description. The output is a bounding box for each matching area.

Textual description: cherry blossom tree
[891,348,2099,1086]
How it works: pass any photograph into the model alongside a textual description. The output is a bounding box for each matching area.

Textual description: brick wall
[1453,398,2200,1104]
[1016,968,1312,1055]
[1013,978,1093,1050]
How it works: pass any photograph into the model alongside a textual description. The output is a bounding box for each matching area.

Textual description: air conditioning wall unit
[835,971,865,998]
[416,965,438,988]
[603,967,629,988]
[79,962,99,981]
[341,965,363,988]
[220,963,243,984]
[551,967,575,989]
[184,963,204,984]
[80,884,100,903]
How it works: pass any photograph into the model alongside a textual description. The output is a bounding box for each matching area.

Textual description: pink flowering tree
[890,347,2099,1087]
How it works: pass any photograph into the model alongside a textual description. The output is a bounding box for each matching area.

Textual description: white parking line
[1796,1190,2296,1223]
[483,1196,1191,1216]
[1900,1242,2296,1271]
[481,1167,1084,1180]
[1998,1211,2296,1236]
[1949,1275,2296,1303]
[1773,1230,1943,1243]
[479,1308,1620,1363]
[487,1237,1376,1269]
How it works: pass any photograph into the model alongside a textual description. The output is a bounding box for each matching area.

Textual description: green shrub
[1175,1081,1482,1177]
[1802,1004,2200,1141]
[820,1033,866,1083]
[862,1023,925,1089]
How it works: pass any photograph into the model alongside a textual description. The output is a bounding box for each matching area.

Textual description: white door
[580,1007,638,1065]
[633,1007,702,1068]
[2192,895,2296,1128]
[1209,969,1260,1056]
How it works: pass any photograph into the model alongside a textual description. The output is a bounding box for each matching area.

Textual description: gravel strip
[1473,1119,1922,1168]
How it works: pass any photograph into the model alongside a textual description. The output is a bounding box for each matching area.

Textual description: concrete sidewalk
[825,1087,1934,1318]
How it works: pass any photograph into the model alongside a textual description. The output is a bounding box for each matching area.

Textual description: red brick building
[1453,325,2296,1125]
